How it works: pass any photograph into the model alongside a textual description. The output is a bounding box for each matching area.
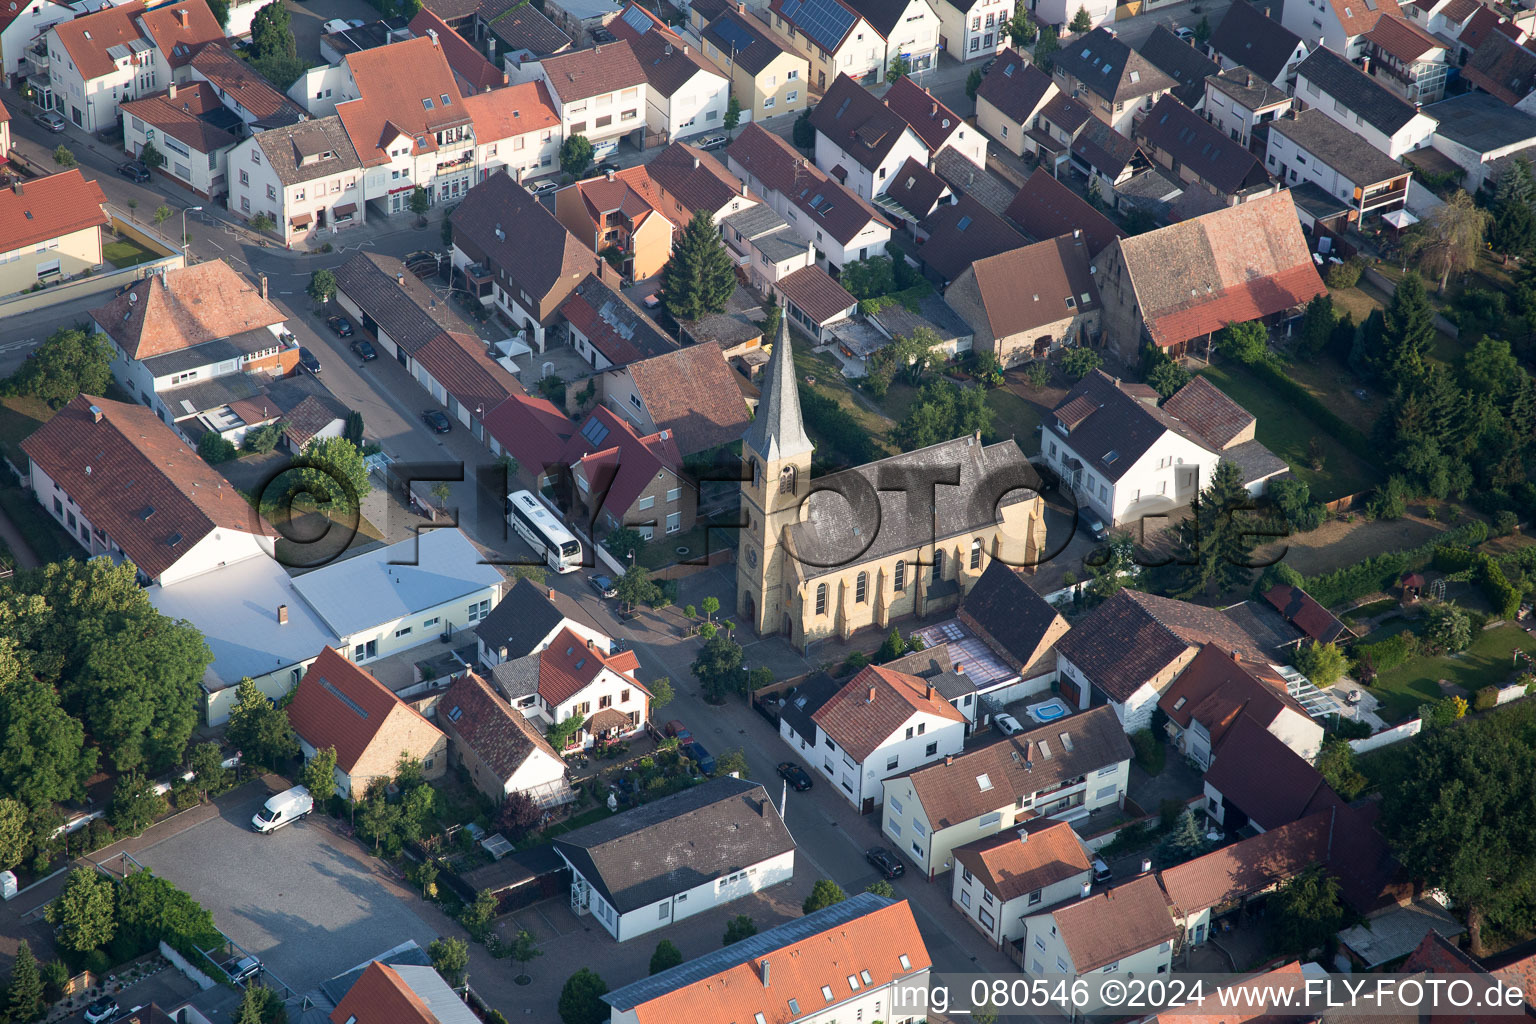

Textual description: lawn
[103,236,161,268]
[1283,355,1379,436]
[1198,362,1381,501]
[986,386,1043,445]
[790,341,895,460]
[274,508,385,569]
[0,394,53,466]
[0,484,81,565]
[1368,624,1536,724]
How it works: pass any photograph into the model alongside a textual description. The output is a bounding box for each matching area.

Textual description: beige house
[699,9,809,122]
[951,818,1095,949]
[737,319,1044,647]
[944,234,1100,368]
[286,646,448,799]
[0,170,109,297]
[435,671,574,808]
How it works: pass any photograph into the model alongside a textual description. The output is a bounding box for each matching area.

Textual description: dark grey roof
[841,0,911,36]
[1424,91,1536,153]
[723,203,789,239]
[1296,46,1425,137]
[1072,119,1143,178]
[1223,438,1288,485]
[332,251,480,355]
[810,73,916,173]
[742,316,813,463]
[1288,180,1353,221]
[552,776,796,913]
[1269,108,1407,186]
[703,10,792,75]
[140,332,263,376]
[976,48,1056,123]
[1206,65,1290,112]
[1053,27,1176,104]
[252,116,361,188]
[1049,369,1208,484]
[867,291,972,348]
[1116,166,1183,203]
[916,193,1028,283]
[1138,95,1270,194]
[604,893,896,1010]
[932,147,1013,210]
[776,669,842,739]
[489,650,541,699]
[960,559,1066,667]
[475,576,600,660]
[489,3,572,55]
[1138,25,1220,107]
[1209,0,1306,84]
[158,372,264,418]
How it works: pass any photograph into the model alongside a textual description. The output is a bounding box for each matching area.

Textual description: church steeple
[742,316,812,463]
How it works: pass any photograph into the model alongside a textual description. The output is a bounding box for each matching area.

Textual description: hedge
[1246,359,1373,453]
[1432,545,1477,573]
[1354,632,1418,674]
[1476,554,1521,620]
[1303,520,1489,608]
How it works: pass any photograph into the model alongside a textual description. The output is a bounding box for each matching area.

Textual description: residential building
[409,8,507,94]
[555,776,795,941]
[489,4,572,67]
[847,0,942,76]
[1092,190,1325,361]
[227,115,366,245]
[555,167,676,280]
[1203,714,1340,832]
[329,961,477,1024]
[1262,583,1355,646]
[914,194,1028,287]
[1462,32,1536,109]
[956,559,1071,690]
[1202,66,1292,150]
[1138,25,1220,109]
[1293,45,1437,159]
[121,82,237,199]
[436,670,573,806]
[1020,875,1176,999]
[1365,14,1450,103]
[219,375,350,452]
[951,818,1095,949]
[491,622,649,748]
[645,140,758,225]
[1050,28,1175,136]
[542,0,622,46]
[773,264,859,341]
[698,8,809,123]
[1426,91,1536,193]
[475,575,607,666]
[727,122,893,270]
[1207,0,1308,87]
[561,404,696,539]
[1025,91,1095,175]
[450,171,615,351]
[0,169,109,296]
[2,0,73,93]
[45,0,223,132]
[810,73,929,199]
[1266,108,1411,224]
[482,390,580,483]
[600,343,750,455]
[1157,644,1325,769]
[1409,931,1536,1010]
[1003,169,1124,256]
[1070,119,1150,197]
[929,0,1011,61]
[188,43,309,131]
[876,156,953,229]
[286,646,449,798]
[736,317,1045,645]
[1035,0,1113,31]
[720,203,817,294]
[885,75,985,167]
[602,893,932,1024]
[609,4,730,144]
[1280,0,1401,58]
[768,0,884,89]
[560,272,676,368]
[519,41,648,158]
[880,706,1132,876]
[21,393,277,587]
[463,80,562,183]
[1136,95,1276,205]
[943,233,1099,367]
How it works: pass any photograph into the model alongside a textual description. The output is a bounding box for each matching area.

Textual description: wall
[608,847,796,942]
[159,940,216,990]
[1020,913,1172,994]
[1348,717,1422,754]
[952,859,1091,944]
[1293,71,1437,159]
[0,249,181,318]
[934,0,1011,61]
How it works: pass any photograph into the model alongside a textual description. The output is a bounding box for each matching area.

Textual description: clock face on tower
[748,547,759,568]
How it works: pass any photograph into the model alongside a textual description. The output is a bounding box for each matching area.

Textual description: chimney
[89,404,103,423]
[10,181,20,195]
[1018,828,1029,843]
[278,604,289,624]
[867,685,876,703]
[683,44,689,54]
[693,155,701,169]
[548,587,556,599]
[1141,858,1152,874]
[954,663,965,674]
[1081,881,1091,898]
[925,683,935,700]
[605,169,616,181]
[740,182,748,196]
[259,274,268,299]
[397,271,405,285]
[167,82,177,100]
[945,754,953,766]
[175,7,187,25]
[1245,72,1253,88]
[930,101,938,116]
[737,0,744,10]
[1360,55,1370,74]
[587,638,594,649]
[1230,648,1240,662]
[759,960,770,987]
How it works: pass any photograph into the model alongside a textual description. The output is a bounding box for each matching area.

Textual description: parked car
[423,408,452,433]
[252,786,312,834]
[525,179,559,197]
[664,719,691,741]
[1174,25,1195,42]
[351,338,377,361]
[981,57,997,75]
[994,712,1024,736]
[1080,512,1109,542]
[346,17,366,26]
[297,346,321,374]
[777,761,813,791]
[682,740,715,774]
[228,954,263,985]
[589,573,617,598]
[35,111,66,132]
[696,133,728,150]
[592,161,621,176]
[1092,856,1113,884]
[118,160,151,182]
[322,17,350,33]
[326,314,354,337]
[84,998,120,1024]
[866,846,905,879]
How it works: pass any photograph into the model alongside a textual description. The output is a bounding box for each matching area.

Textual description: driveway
[128,788,443,994]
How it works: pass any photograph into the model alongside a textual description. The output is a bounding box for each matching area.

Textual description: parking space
[130,788,443,994]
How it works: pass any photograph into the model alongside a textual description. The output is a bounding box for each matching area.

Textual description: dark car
[118,160,151,182]
[981,57,997,75]
[1080,512,1109,542]
[866,846,905,879]
[326,315,354,337]
[592,161,622,176]
[777,761,813,791]
[84,998,121,1024]
[589,574,617,598]
[663,719,691,740]
[423,409,452,433]
[682,741,715,774]
[298,346,321,374]
[352,338,377,361]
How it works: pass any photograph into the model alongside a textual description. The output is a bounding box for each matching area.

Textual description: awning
[1382,208,1419,229]
[290,212,312,227]
[332,202,357,217]
[830,163,848,182]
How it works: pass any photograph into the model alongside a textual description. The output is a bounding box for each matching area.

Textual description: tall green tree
[1155,809,1210,868]
[803,879,846,914]
[1293,640,1346,687]
[1216,319,1268,364]
[1033,25,1058,70]
[692,632,745,703]
[1297,293,1336,360]
[47,867,118,953]
[1068,5,1092,30]
[206,0,229,27]
[510,929,542,981]
[307,268,337,304]
[110,771,167,835]
[659,210,736,321]
[225,677,297,769]
[558,968,609,1024]
[1378,272,1435,386]
[3,326,114,408]
[965,65,985,100]
[649,939,683,975]
[0,677,98,807]
[560,135,594,176]
[250,1,295,59]
[891,378,991,451]
[429,937,469,987]
[189,741,226,799]
[1170,460,1260,598]
[302,745,338,804]
[1408,190,1488,292]
[723,914,757,945]
[615,564,663,614]
[0,797,28,871]
[1267,866,1345,956]
[265,436,372,518]
[8,939,44,1023]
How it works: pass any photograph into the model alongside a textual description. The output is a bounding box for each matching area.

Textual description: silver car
[35,111,66,132]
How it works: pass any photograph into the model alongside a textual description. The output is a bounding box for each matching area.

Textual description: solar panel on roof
[710,16,758,54]
[782,0,856,54]
[622,5,655,33]
[581,417,610,445]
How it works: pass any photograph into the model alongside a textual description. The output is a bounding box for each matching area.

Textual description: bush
[1325,258,1364,289]
[1474,685,1500,712]
[1432,545,1477,573]
[1476,554,1521,620]
[1060,347,1102,380]
[1303,521,1488,608]
[1333,717,1373,740]
[1158,798,1184,830]
[1495,510,1520,536]
[1354,632,1419,676]
[197,431,237,465]
[82,948,111,977]
[1129,729,1164,775]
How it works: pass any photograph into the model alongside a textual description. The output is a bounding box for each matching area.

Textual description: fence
[1349,717,1423,754]
[1495,683,1531,707]
[159,940,216,991]
[1322,491,1372,514]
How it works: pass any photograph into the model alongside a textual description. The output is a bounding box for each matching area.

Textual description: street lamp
[181,205,202,258]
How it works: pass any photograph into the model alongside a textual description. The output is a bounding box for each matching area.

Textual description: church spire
[742,315,813,463]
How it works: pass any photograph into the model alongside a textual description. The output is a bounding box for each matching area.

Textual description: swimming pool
[1026,698,1073,724]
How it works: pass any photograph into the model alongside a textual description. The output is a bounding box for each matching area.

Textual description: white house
[490,626,651,751]
[554,777,796,942]
[1157,645,1326,769]
[436,670,574,808]
[809,73,929,199]
[515,40,648,159]
[120,82,236,198]
[950,818,1095,950]
[1020,874,1176,999]
[611,4,729,144]
[1265,108,1413,224]
[930,0,1012,61]
[601,893,933,1024]
[1293,46,1437,159]
[879,706,1132,878]
[884,74,986,168]
[847,0,942,75]
[227,116,366,247]
[475,576,608,667]
[1202,714,1340,833]
[463,80,562,183]
[1203,66,1293,150]
[188,42,309,131]
[1279,0,1401,59]
[3,0,75,94]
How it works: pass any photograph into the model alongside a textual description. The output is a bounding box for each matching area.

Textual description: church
[736,321,1048,648]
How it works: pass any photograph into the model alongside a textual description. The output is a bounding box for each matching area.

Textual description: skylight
[977,773,993,791]
[1172,696,1187,711]
[1038,739,1053,759]
[1004,63,1015,76]
[449,705,463,721]
[1059,731,1074,752]
[956,215,972,230]
[320,677,368,718]
[441,93,452,105]
[899,955,912,970]
[423,98,435,109]
[860,970,873,985]
[847,975,860,991]
[1102,450,1119,465]
[787,1000,801,1016]
[822,986,834,1002]
[1129,70,1140,83]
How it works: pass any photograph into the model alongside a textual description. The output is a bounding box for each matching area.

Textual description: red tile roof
[336,36,469,167]
[462,80,560,143]
[410,8,506,93]
[952,818,1092,901]
[1158,645,1306,747]
[1263,584,1354,645]
[774,264,857,324]
[813,664,966,763]
[571,165,669,235]
[482,392,574,474]
[623,344,749,455]
[55,0,222,81]
[562,404,683,522]
[120,82,238,156]
[329,962,437,1024]
[1326,0,1401,35]
[1367,13,1446,59]
[0,169,108,254]
[540,39,646,100]
[536,625,644,705]
[1156,962,1308,1024]
[413,330,520,415]
[1049,874,1176,972]
[89,260,287,360]
[138,0,223,67]
[286,647,445,774]
[727,122,889,245]
[20,395,276,580]
[438,671,561,780]
[1205,716,1339,831]
[1160,374,1254,448]
[189,43,309,125]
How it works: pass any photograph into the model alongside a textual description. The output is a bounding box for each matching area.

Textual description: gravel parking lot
[132,789,443,994]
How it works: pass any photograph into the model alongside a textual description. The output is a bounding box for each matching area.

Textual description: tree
[249,212,276,232]
[53,144,75,167]
[429,937,470,988]
[1459,338,1521,400]
[234,985,274,1024]
[307,268,337,304]
[242,421,284,455]
[4,326,115,408]
[1069,5,1092,30]
[1144,346,1190,398]
[840,256,897,300]
[604,527,647,564]
[1170,460,1261,598]
[1217,319,1268,365]
[724,96,742,134]
[659,210,736,321]
[301,745,338,804]
[206,0,229,27]
[1298,293,1336,360]
[189,741,226,800]
[1422,602,1472,654]
[649,939,683,975]
[1059,346,1102,379]
[1409,190,1488,292]
[1490,201,1535,264]
[1032,25,1058,70]
[865,879,896,898]
[1193,13,1211,44]
[407,186,431,223]
[110,771,167,835]
[692,632,745,703]
[1378,272,1436,385]
[891,378,991,451]
[195,431,236,466]
[139,139,165,170]
[888,53,912,81]
[793,110,815,149]
[251,1,295,58]
[560,134,594,176]
[0,677,97,808]
[1009,7,1037,44]
[715,747,750,778]
[225,677,297,770]
[1293,640,1346,687]
[7,940,43,1023]
[0,797,28,871]
[548,713,586,753]
[1268,866,1344,956]
[876,628,908,663]
[803,879,846,914]
[649,675,675,709]
[615,564,663,614]
[267,436,372,517]
[1315,737,1367,801]
[496,791,542,841]
[558,968,609,1024]
[965,65,985,100]
[511,929,543,981]
[723,914,757,945]
[47,867,117,953]
[113,870,220,958]
[460,888,499,941]
[1155,809,1210,868]
[1086,535,1138,602]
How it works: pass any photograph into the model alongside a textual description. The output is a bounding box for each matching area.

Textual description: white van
[994,713,1024,736]
[251,786,313,834]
